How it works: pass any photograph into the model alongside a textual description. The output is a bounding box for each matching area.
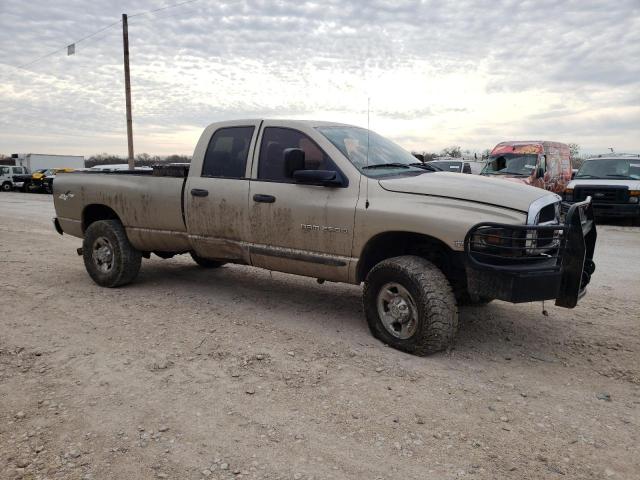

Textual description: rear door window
[201,126,254,178]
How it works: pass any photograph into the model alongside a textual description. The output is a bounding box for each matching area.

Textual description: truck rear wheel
[363,256,458,356]
[190,252,225,268]
[82,220,142,287]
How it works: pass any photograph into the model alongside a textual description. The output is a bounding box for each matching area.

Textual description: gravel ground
[1,191,639,480]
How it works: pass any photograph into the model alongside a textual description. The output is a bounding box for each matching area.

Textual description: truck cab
[481,141,572,194]
[0,165,30,192]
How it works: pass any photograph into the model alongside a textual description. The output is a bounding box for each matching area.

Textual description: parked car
[429,158,472,173]
[564,154,640,223]
[0,165,30,191]
[481,141,572,193]
[52,120,597,356]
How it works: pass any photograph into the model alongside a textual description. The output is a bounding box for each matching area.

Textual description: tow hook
[77,248,83,256]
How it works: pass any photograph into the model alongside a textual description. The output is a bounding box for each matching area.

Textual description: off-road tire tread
[363,255,458,356]
[83,220,141,287]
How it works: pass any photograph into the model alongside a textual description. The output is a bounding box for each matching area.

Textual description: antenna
[365,97,370,209]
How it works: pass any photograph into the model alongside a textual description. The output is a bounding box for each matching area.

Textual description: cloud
[0,0,638,156]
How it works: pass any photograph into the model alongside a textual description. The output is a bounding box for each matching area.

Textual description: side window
[539,154,547,172]
[201,126,254,178]
[258,127,334,182]
[0,167,9,175]
[12,167,22,174]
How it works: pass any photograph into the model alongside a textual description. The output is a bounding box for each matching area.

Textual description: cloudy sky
[1,0,639,157]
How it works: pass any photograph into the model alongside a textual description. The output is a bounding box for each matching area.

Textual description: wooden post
[122,13,134,170]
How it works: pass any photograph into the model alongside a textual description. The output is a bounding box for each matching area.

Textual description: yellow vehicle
[30,168,75,193]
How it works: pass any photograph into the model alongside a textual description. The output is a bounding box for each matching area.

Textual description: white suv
[565,154,640,223]
[0,165,30,192]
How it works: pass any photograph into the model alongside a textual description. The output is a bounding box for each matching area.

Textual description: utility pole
[122,13,134,170]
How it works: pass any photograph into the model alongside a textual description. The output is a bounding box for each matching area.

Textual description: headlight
[630,191,640,203]
[471,227,512,251]
[564,189,573,201]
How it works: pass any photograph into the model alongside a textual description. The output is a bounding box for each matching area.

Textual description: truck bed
[53,166,191,252]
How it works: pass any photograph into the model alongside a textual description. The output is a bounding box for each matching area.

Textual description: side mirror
[284,148,305,178]
[536,166,545,178]
[293,169,341,186]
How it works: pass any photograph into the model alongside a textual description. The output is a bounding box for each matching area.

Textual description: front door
[185,122,260,263]
[248,123,358,282]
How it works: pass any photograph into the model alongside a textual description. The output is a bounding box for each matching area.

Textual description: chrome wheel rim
[93,236,114,273]
[376,282,418,339]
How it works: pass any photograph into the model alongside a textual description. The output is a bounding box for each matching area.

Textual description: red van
[481,141,572,194]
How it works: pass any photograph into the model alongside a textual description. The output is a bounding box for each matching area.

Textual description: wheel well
[356,231,465,285]
[82,204,121,232]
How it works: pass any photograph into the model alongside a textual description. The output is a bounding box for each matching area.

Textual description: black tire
[363,255,458,356]
[82,220,142,287]
[190,252,225,268]
[1,182,11,192]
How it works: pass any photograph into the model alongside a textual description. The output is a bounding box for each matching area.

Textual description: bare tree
[441,146,462,158]
[568,143,580,159]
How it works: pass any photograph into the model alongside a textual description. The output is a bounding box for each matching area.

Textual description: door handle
[253,194,276,203]
[190,188,209,197]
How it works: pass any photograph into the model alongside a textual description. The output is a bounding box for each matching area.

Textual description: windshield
[576,158,640,180]
[483,153,538,176]
[317,126,431,178]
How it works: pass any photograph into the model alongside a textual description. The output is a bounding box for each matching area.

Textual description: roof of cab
[205,119,361,130]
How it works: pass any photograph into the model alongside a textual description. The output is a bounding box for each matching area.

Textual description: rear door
[185,121,260,263]
[247,122,358,282]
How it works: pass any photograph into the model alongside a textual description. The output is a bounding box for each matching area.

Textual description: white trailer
[12,154,85,172]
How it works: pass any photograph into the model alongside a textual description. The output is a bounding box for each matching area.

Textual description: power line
[7,0,202,71]
[129,0,200,18]
[16,20,122,70]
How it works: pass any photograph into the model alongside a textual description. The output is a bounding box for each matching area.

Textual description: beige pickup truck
[52,120,597,355]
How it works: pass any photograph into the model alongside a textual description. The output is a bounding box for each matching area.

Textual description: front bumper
[13,181,24,188]
[464,198,597,308]
[590,202,639,218]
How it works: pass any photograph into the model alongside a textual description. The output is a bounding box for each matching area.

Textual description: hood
[379,172,554,212]
[568,178,640,190]
[500,176,532,186]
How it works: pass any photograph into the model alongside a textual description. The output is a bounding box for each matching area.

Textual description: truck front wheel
[363,256,458,356]
[1,182,11,192]
[82,220,142,287]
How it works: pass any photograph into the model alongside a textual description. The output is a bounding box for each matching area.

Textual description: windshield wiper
[575,174,599,179]
[409,162,440,171]
[362,162,411,170]
[606,174,633,179]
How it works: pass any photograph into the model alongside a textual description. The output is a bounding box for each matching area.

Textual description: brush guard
[464,198,597,307]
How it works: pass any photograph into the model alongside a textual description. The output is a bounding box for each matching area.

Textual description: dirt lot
[1,192,638,480]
